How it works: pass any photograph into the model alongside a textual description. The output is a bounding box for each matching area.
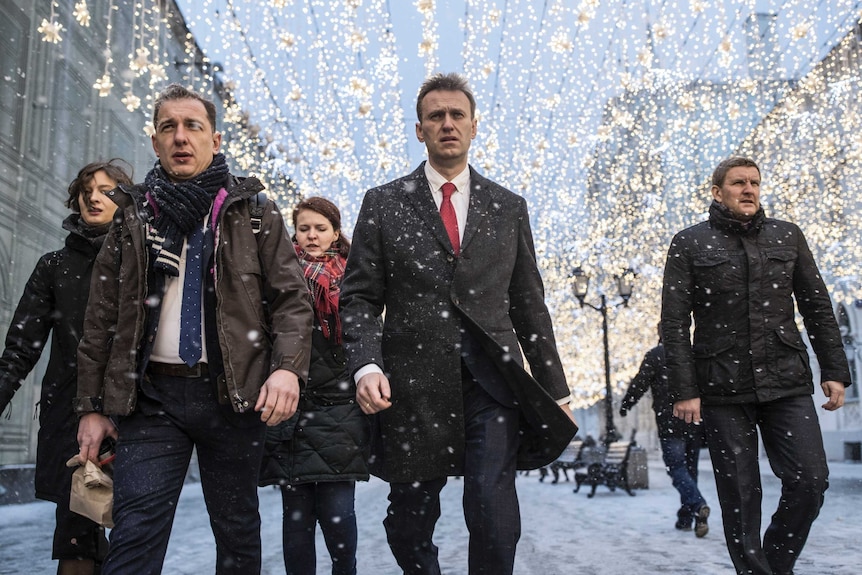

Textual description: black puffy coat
[260,325,370,486]
[0,216,106,502]
[661,202,851,406]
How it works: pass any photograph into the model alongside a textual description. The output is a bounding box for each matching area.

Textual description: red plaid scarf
[295,244,346,343]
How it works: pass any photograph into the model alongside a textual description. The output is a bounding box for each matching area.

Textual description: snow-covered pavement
[1,452,860,574]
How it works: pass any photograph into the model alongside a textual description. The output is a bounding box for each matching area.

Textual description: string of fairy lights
[35,0,862,408]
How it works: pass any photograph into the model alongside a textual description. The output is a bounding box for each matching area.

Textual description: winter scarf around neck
[294,244,346,343]
[144,153,230,276]
[708,200,765,236]
[63,213,112,250]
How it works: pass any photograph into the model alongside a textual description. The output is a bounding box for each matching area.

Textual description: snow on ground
[1,453,860,574]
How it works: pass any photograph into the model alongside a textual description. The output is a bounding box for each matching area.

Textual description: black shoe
[675,506,692,530]
[675,516,693,530]
[694,505,710,538]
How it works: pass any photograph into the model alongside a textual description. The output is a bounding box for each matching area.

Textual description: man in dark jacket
[620,323,710,537]
[340,72,577,575]
[74,84,313,575]
[0,160,132,575]
[661,156,851,575]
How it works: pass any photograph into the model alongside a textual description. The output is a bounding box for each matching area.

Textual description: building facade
[0,0,285,494]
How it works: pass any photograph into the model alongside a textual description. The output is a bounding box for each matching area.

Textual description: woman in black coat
[0,160,132,575]
[260,197,369,575]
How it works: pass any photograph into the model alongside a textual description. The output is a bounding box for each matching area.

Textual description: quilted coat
[260,325,370,485]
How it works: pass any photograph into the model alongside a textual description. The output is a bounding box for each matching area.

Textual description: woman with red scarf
[260,197,369,575]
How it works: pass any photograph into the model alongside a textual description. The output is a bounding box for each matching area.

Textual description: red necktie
[440,182,460,256]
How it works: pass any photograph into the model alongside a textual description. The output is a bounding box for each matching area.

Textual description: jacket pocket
[692,250,744,295]
[771,328,811,381]
[692,335,740,394]
[764,247,796,286]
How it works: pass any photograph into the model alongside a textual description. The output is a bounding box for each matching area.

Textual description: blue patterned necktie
[179,224,204,366]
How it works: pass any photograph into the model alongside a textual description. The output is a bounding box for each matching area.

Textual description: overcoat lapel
[460,168,492,253]
[402,167,459,255]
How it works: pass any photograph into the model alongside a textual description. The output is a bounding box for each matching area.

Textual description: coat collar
[403,162,492,256]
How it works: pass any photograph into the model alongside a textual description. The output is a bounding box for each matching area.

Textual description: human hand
[673,397,702,424]
[77,413,118,464]
[821,380,846,411]
[356,372,392,414]
[255,369,300,426]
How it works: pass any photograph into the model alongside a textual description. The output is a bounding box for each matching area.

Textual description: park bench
[538,439,585,483]
[573,432,638,498]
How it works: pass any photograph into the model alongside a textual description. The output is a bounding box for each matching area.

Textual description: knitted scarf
[144,153,230,276]
[294,244,346,343]
[708,200,765,236]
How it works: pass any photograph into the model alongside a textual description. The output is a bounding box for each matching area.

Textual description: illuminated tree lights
[35,0,862,407]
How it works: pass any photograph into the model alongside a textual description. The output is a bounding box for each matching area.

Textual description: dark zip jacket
[661,201,851,405]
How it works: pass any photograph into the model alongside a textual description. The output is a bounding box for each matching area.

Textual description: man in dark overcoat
[340,72,577,575]
[661,156,851,575]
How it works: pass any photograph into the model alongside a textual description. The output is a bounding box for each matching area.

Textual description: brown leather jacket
[74,176,312,416]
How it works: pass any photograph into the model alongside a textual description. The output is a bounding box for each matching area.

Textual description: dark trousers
[702,395,828,575]
[383,371,521,575]
[659,434,706,519]
[103,374,266,575]
[280,481,358,575]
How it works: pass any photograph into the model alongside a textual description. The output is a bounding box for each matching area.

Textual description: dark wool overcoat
[340,163,575,482]
[661,202,851,405]
[0,216,103,502]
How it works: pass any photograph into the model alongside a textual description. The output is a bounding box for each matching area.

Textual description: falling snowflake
[93,73,114,97]
[73,1,91,26]
[38,18,63,44]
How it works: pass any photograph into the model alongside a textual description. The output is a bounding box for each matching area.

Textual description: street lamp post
[572,267,636,446]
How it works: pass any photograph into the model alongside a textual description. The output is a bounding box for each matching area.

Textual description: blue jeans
[660,434,707,519]
[103,374,266,575]
[280,481,358,575]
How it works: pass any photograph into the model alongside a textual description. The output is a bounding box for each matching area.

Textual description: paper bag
[68,458,114,528]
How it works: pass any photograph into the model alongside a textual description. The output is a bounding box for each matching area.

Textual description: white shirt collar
[424,163,470,196]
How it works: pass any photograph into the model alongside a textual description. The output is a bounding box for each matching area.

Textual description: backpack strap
[248,190,268,235]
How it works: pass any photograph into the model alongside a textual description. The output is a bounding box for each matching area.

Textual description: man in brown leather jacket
[74,84,312,575]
